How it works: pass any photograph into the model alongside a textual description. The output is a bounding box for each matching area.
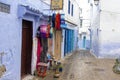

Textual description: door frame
[21,19,33,77]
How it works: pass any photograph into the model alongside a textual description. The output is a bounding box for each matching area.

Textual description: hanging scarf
[36,38,42,69]
[46,24,51,38]
[52,13,56,27]
[55,13,61,30]
[40,25,47,38]
[49,27,53,38]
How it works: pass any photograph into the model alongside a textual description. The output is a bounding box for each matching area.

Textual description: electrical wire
[101,10,120,15]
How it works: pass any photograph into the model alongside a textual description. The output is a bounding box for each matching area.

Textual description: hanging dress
[36,38,42,69]
[55,13,61,30]
[52,13,56,27]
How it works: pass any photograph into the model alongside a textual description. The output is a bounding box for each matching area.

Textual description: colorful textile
[36,38,42,69]
[52,13,56,27]
[39,24,51,38]
[49,27,53,38]
[40,38,48,63]
[55,13,61,30]
[40,25,47,38]
[46,24,51,38]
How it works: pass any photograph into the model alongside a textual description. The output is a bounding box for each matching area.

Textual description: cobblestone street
[24,50,120,80]
[58,50,120,80]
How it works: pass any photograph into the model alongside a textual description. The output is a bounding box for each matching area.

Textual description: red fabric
[55,13,61,30]
[36,38,41,69]
[46,24,50,38]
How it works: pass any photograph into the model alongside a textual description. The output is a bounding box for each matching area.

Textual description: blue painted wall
[90,8,100,57]
[0,1,21,80]
[99,42,120,58]
[91,28,99,57]
[73,28,78,51]
[0,0,50,80]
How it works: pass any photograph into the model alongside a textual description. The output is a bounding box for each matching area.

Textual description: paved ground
[23,50,120,80]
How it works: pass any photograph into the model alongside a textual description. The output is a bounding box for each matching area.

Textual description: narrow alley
[1,0,120,80]
[28,50,119,80]
[59,50,119,80]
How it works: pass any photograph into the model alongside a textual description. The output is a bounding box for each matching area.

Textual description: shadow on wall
[99,43,120,59]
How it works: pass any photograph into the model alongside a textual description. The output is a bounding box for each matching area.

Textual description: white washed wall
[62,0,80,54]
[99,0,120,58]
[90,0,120,58]
[64,0,80,26]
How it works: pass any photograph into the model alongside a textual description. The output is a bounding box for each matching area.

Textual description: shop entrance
[21,20,33,77]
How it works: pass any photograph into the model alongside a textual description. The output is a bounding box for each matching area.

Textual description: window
[88,0,90,3]
[71,4,74,16]
[68,0,70,14]
[0,2,10,13]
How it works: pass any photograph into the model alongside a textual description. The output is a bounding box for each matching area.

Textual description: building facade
[0,0,80,80]
[49,0,80,59]
[0,0,51,80]
[78,0,91,50]
[61,0,80,57]
[90,0,120,58]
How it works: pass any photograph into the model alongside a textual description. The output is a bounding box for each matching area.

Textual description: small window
[68,0,70,14]
[0,2,10,13]
[71,4,73,16]
[80,19,82,27]
[88,0,90,3]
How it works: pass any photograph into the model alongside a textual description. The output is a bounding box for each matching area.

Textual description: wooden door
[54,30,62,60]
[21,20,33,77]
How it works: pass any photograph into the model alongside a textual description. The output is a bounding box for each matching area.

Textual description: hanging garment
[36,38,42,69]
[40,38,48,63]
[46,24,51,38]
[52,13,56,27]
[36,26,41,38]
[49,27,53,38]
[40,25,47,38]
[48,38,53,57]
[55,13,61,30]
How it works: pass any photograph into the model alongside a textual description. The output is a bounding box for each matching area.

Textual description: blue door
[83,36,86,48]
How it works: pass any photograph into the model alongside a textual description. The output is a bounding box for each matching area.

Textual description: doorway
[83,36,86,48]
[21,20,33,77]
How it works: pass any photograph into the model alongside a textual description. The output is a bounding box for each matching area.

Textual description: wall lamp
[94,0,99,6]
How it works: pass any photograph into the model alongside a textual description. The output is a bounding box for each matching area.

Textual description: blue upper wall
[0,0,21,80]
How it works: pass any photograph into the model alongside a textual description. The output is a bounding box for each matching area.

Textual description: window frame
[71,4,74,16]
[68,0,71,14]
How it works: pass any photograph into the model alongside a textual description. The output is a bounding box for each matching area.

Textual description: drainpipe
[88,28,92,50]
